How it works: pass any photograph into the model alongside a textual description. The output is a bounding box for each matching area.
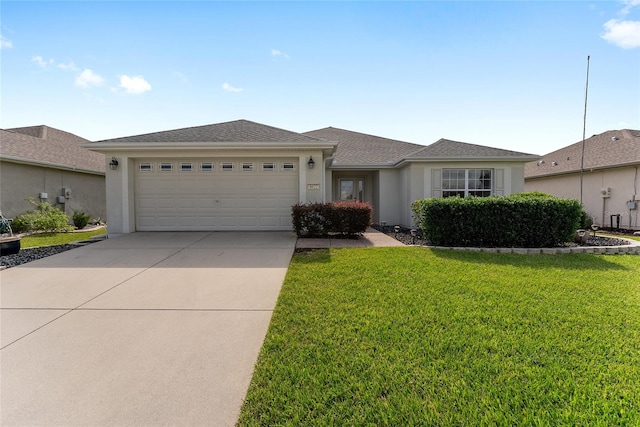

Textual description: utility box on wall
[56,195,66,204]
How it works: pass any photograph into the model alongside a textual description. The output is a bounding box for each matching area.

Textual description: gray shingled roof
[525,129,640,178]
[6,125,89,145]
[303,127,424,166]
[408,138,539,159]
[0,126,105,173]
[304,128,538,166]
[94,119,325,144]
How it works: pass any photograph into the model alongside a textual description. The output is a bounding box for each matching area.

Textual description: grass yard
[20,227,106,248]
[238,248,640,426]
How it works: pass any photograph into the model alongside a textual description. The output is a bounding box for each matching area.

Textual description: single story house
[0,125,106,220]
[525,129,640,230]
[86,119,539,234]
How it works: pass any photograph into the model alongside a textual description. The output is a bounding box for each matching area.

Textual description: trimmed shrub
[412,192,582,248]
[11,199,72,233]
[72,211,91,229]
[292,202,372,237]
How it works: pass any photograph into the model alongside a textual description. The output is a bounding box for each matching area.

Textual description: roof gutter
[394,155,542,167]
[84,141,337,154]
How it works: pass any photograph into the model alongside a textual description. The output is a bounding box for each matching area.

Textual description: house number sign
[307,184,321,190]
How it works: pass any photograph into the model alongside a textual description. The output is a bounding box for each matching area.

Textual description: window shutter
[432,169,442,198]
[495,169,504,196]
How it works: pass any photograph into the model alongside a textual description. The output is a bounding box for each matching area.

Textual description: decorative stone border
[425,237,640,255]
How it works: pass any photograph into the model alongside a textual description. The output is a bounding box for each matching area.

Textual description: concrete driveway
[0,231,296,426]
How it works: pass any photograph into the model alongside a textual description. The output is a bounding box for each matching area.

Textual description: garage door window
[262,162,275,172]
[180,162,193,172]
[282,162,296,171]
[200,162,213,172]
[221,162,234,171]
[160,163,173,172]
[139,163,153,172]
[242,162,255,172]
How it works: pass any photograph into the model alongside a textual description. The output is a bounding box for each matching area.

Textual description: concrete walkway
[0,231,296,427]
[295,227,404,249]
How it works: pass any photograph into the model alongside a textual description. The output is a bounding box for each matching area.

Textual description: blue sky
[1,1,638,155]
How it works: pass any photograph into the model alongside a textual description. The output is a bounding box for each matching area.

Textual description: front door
[339,178,365,202]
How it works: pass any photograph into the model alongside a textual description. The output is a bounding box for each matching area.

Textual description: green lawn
[20,227,106,248]
[238,248,640,426]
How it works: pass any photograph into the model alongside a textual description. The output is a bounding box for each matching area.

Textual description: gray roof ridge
[430,137,538,156]
[313,126,423,147]
[93,119,326,143]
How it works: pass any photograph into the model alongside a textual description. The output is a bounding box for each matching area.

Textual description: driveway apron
[0,231,296,426]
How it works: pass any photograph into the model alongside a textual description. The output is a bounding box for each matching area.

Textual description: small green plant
[72,211,91,229]
[11,198,72,233]
[578,209,593,229]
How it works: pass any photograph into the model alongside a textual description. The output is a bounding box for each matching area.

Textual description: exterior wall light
[307,156,315,169]
[109,157,119,170]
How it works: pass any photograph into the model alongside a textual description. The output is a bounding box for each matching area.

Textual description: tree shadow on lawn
[292,248,332,264]
[429,248,632,271]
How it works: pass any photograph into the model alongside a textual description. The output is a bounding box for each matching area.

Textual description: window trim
[159,162,174,172]
[282,162,296,171]
[220,162,235,172]
[199,162,214,172]
[139,162,153,172]
[241,162,255,172]
[261,162,275,172]
[179,162,193,172]
[441,168,493,198]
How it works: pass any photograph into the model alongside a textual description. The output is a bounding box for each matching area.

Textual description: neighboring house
[86,119,539,234]
[0,125,106,221]
[525,129,640,230]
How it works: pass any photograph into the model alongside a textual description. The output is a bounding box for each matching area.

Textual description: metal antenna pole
[580,55,590,204]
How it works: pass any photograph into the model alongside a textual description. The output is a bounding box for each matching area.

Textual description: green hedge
[412,192,582,248]
[292,202,372,237]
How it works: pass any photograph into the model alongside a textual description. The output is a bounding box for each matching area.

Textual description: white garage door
[135,158,299,231]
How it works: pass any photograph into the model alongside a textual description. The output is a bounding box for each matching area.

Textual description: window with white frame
[282,162,296,171]
[262,162,275,172]
[180,162,193,172]
[241,162,254,172]
[139,162,153,172]
[442,169,492,197]
[160,162,173,172]
[200,162,213,172]
[221,162,234,171]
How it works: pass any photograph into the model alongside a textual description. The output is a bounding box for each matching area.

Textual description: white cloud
[75,69,104,88]
[621,0,640,16]
[0,34,12,50]
[222,82,243,92]
[58,61,79,71]
[119,75,151,94]
[32,55,54,68]
[601,19,640,48]
[271,48,290,59]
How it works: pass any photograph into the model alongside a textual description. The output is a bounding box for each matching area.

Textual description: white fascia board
[396,155,541,166]
[83,141,337,154]
[0,155,105,175]
[329,163,396,170]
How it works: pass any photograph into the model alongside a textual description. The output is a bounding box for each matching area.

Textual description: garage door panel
[135,158,298,231]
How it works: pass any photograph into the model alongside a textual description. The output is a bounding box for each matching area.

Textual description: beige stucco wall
[0,160,106,221]
[525,165,640,230]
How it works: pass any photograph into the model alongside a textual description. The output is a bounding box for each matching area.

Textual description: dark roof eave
[0,155,106,175]
[397,155,541,166]
[84,141,337,153]
[525,160,640,179]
